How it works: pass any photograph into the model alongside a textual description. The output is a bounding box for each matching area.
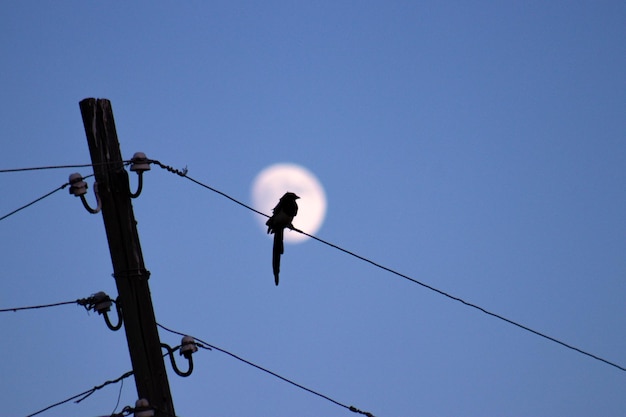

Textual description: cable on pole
[25,371,134,417]
[157,322,376,416]
[153,159,626,374]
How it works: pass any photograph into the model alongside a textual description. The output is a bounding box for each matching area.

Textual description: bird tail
[272,229,283,285]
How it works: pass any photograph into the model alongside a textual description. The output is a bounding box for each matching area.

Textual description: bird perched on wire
[265,192,300,285]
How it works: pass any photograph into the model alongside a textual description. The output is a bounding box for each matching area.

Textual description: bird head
[281,192,300,201]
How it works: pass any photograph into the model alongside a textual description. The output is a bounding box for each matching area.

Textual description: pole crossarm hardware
[79,98,176,416]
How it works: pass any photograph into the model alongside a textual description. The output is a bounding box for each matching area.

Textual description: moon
[251,163,327,243]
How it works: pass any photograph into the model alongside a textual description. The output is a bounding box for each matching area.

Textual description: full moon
[251,163,327,243]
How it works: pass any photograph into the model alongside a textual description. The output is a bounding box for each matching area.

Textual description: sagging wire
[157,322,376,417]
[151,159,626,375]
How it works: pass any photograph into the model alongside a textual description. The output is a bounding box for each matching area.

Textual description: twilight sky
[1,2,625,416]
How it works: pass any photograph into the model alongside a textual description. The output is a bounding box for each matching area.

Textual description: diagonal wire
[0,160,133,223]
[0,183,69,222]
[149,159,267,217]
[292,227,626,372]
[25,371,134,417]
[156,322,375,417]
[152,160,626,374]
[0,172,97,223]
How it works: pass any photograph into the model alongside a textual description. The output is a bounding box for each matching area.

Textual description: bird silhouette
[265,192,300,285]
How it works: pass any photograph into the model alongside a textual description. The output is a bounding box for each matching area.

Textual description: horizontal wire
[0,300,78,313]
[0,293,112,315]
[152,160,626,374]
[157,322,375,417]
[0,161,130,173]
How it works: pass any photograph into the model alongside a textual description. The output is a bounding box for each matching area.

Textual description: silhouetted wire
[0,183,67,222]
[154,160,626,374]
[292,227,626,373]
[156,323,375,417]
[111,377,124,417]
[25,371,134,417]
[0,161,130,173]
[0,159,135,223]
[0,174,97,223]
[150,160,268,217]
[0,299,84,313]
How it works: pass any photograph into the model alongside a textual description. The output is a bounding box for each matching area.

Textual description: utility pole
[79,98,175,416]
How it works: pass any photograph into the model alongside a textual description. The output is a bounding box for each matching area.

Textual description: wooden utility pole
[79,98,175,416]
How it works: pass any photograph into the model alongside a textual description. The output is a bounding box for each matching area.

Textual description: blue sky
[2,2,625,416]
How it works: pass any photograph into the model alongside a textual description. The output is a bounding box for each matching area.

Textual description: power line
[0,160,133,223]
[0,294,104,313]
[295,227,626,372]
[0,300,78,313]
[0,172,98,223]
[4,293,374,414]
[110,377,125,417]
[150,159,267,217]
[24,363,180,417]
[157,322,376,417]
[0,182,69,223]
[5,159,624,376]
[153,160,626,374]
[25,370,134,417]
[0,161,129,174]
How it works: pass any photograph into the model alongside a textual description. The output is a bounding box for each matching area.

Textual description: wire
[150,160,268,217]
[293,227,626,372]
[0,300,82,313]
[25,371,134,417]
[111,377,124,416]
[0,159,135,223]
[0,294,103,313]
[0,183,68,223]
[0,161,129,173]
[157,322,375,417]
[153,160,626,374]
[0,173,97,223]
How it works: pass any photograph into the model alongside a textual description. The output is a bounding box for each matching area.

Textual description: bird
[265,192,300,285]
